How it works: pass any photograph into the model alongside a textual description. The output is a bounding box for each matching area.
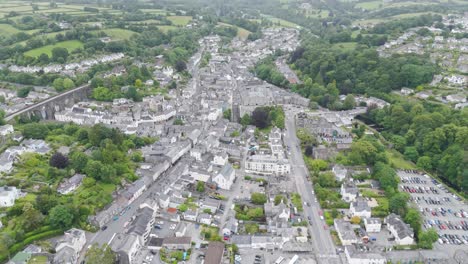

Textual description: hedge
[0,229,64,263]
[24,225,54,238]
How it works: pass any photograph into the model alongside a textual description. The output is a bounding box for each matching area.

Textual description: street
[284,109,342,264]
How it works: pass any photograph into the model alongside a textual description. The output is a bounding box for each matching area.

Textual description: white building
[350,197,371,218]
[0,186,20,207]
[364,218,381,233]
[334,219,358,246]
[212,152,228,166]
[385,213,414,245]
[0,125,14,136]
[344,245,386,264]
[245,155,290,176]
[332,165,347,181]
[110,233,143,264]
[212,163,235,190]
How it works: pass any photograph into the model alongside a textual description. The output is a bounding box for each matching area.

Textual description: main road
[284,108,342,264]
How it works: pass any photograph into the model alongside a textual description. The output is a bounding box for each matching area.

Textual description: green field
[332,42,358,50]
[261,15,299,28]
[167,16,192,26]
[24,40,84,57]
[0,23,22,36]
[355,1,382,10]
[218,22,251,39]
[387,149,416,169]
[157,25,178,33]
[27,255,48,264]
[101,28,138,40]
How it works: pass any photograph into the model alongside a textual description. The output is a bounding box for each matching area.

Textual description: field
[355,1,382,10]
[157,25,178,33]
[261,15,299,28]
[167,16,192,26]
[387,149,416,170]
[27,256,48,264]
[24,40,84,57]
[355,0,439,11]
[332,42,358,51]
[0,23,22,37]
[101,28,138,40]
[218,22,251,39]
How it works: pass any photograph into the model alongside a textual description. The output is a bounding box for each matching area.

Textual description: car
[308,216,312,221]
[113,215,119,221]
[154,225,162,229]
[101,225,108,231]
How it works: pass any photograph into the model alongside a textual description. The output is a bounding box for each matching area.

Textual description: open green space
[157,25,178,32]
[0,23,23,36]
[24,40,84,57]
[332,42,358,51]
[167,15,192,26]
[262,15,299,28]
[101,28,138,40]
[218,22,251,39]
[27,255,48,264]
[355,1,382,10]
[386,149,416,170]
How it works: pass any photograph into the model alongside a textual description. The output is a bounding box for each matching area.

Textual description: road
[284,109,342,264]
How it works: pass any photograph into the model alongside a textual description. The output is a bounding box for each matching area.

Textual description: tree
[21,202,44,231]
[196,181,205,192]
[417,156,432,171]
[52,47,69,62]
[38,53,49,64]
[36,194,58,215]
[418,228,438,249]
[49,205,74,229]
[178,204,188,212]
[350,216,361,224]
[175,60,187,72]
[49,152,69,169]
[70,152,89,173]
[274,195,285,205]
[17,86,32,98]
[307,159,328,172]
[174,118,184,125]
[251,107,269,129]
[22,123,50,139]
[404,147,419,162]
[53,78,65,91]
[251,192,267,205]
[62,78,75,90]
[389,192,409,217]
[85,244,116,264]
[343,94,356,110]
[405,208,422,235]
[240,114,251,127]
[318,172,337,188]
[223,109,231,120]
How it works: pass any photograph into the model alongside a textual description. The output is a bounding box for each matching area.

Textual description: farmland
[167,15,192,26]
[24,40,84,57]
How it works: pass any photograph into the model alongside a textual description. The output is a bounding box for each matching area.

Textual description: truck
[288,255,299,264]
[275,256,285,264]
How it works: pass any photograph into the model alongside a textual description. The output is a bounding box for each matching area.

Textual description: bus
[289,255,299,264]
[275,256,285,264]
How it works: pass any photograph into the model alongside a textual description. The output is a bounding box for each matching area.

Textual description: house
[162,237,192,250]
[127,207,155,242]
[230,235,252,248]
[400,87,414,95]
[344,244,386,264]
[251,236,284,250]
[332,165,347,181]
[197,213,212,225]
[334,219,358,246]
[175,222,187,237]
[223,217,238,235]
[57,174,85,195]
[264,201,290,222]
[212,151,228,166]
[54,228,86,264]
[200,198,221,213]
[340,181,359,202]
[159,194,170,208]
[350,197,371,218]
[212,163,235,190]
[183,209,198,221]
[0,124,14,136]
[245,155,290,176]
[147,237,164,251]
[9,252,31,264]
[123,179,146,204]
[110,233,143,264]
[204,241,225,264]
[0,186,20,207]
[384,213,414,245]
[364,218,381,233]
[163,207,181,222]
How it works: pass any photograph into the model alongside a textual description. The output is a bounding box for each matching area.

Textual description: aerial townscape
[0,0,467,264]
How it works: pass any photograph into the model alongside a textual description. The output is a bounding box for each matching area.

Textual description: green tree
[404,208,422,235]
[196,181,205,192]
[274,195,285,205]
[240,114,251,127]
[251,193,267,205]
[52,47,69,62]
[62,78,75,90]
[403,147,419,162]
[223,109,232,120]
[21,202,44,231]
[417,156,432,171]
[49,205,74,229]
[49,152,69,169]
[70,152,89,173]
[91,87,114,101]
[418,228,438,249]
[53,78,64,91]
[343,94,356,110]
[178,204,188,212]
[318,172,337,188]
[17,86,32,98]
[85,244,116,264]
[389,192,409,217]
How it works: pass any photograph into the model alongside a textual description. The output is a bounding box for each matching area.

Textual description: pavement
[284,109,342,264]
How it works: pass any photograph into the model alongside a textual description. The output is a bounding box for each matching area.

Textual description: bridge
[5,84,91,122]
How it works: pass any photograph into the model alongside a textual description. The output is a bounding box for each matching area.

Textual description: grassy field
[24,40,84,57]
[157,25,178,33]
[0,23,22,36]
[27,255,48,264]
[332,42,358,51]
[387,149,416,169]
[101,28,138,40]
[218,22,251,39]
[306,9,330,18]
[262,15,299,28]
[167,15,192,26]
[355,1,382,10]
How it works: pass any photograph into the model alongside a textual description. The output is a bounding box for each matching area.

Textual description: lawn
[262,15,299,28]
[101,28,138,40]
[167,16,192,26]
[218,22,251,39]
[27,255,48,264]
[0,23,22,37]
[386,149,415,169]
[332,42,358,51]
[355,1,382,10]
[157,25,178,33]
[24,40,84,57]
